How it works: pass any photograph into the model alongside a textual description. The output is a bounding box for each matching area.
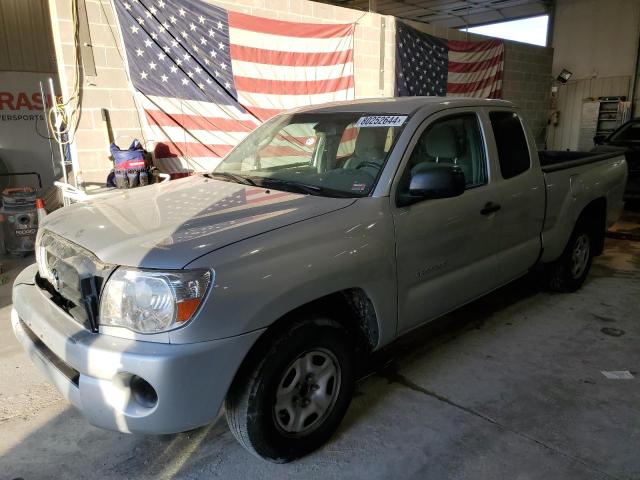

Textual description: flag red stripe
[259,145,311,157]
[157,140,354,162]
[274,134,309,147]
[230,44,353,67]
[235,75,354,95]
[156,142,232,158]
[447,52,504,73]
[245,188,265,197]
[341,127,358,142]
[246,191,295,204]
[243,106,282,121]
[448,39,503,52]
[447,71,503,94]
[146,110,258,132]
[275,127,357,145]
[228,11,354,39]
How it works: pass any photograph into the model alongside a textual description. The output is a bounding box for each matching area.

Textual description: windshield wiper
[255,177,321,195]
[206,172,256,186]
[252,177,351,197]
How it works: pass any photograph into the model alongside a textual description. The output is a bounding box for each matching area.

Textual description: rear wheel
[225,316,355,463]
[546,223,594,292]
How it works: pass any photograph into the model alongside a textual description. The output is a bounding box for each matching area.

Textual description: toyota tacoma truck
[12,98,627,462]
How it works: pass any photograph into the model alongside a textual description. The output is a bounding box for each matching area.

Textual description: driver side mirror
[397,164,466,207]
[593,134,606,145]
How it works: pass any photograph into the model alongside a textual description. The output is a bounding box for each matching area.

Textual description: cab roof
[290,96,515,116]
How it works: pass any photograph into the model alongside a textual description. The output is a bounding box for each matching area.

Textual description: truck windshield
[213,112,408,197]
[609,122,640,143]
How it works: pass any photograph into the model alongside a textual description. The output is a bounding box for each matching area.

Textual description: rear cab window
[489,111,531,179]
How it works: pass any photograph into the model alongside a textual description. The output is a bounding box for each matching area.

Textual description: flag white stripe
[448,78,503,98]
[448,45,504,63]
[237,88,354,111]
[447,64,502,85]
[140,95,258,122]
[148,125,249,146]
[229,27,353,53]
[232,60,354,82]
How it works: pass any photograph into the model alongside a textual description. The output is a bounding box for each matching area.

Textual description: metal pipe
[39,81,59,179]
[48,78,68,184]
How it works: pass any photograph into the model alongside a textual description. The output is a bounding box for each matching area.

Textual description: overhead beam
[320,0,553,28]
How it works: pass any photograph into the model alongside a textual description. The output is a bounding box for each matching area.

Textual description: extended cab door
[392,110,502,334]
[484,109,546,283]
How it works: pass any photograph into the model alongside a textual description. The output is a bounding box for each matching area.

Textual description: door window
[489,111,531,179]
[404,114,488,189]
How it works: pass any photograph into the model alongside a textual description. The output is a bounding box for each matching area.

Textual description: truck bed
[538,150,622,173]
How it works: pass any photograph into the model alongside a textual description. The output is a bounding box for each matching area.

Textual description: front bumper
[12,264,264,434]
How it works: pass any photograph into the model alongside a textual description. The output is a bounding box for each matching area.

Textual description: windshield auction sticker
[355,115,408,128]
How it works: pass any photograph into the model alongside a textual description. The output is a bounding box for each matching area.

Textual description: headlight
[100,268,212,333]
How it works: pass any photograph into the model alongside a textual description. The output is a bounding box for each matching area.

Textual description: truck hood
[43,176,356,269]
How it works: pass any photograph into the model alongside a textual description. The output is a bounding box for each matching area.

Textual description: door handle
[480,202,501,215]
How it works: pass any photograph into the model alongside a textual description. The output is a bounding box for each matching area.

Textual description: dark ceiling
[320,0,554,29]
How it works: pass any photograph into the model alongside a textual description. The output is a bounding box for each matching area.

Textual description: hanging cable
[48,0,82,146]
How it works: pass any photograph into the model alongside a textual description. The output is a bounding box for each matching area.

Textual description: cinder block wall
[502,42,554,146]
[49,0,143,182]
[48,0,552,183]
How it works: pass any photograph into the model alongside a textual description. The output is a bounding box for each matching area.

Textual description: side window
[406,114,488,188]
[489,111,531,179]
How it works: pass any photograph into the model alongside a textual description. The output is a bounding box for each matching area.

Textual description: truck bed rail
[539,150,623,173]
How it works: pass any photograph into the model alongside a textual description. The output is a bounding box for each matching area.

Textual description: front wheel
[545,223,594,292]
[225,316,355,463]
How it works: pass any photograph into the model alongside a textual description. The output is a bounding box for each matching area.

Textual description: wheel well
[283,288,379,350]
[227,289,380,400]
[577,197,607,255]
[246,289,380,364]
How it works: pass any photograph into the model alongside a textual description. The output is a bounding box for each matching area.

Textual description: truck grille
[36,230,114,332]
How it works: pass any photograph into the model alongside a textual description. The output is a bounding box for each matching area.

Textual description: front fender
[170,198,398,348]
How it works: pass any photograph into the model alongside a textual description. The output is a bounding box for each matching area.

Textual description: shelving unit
[578,97,631,150]
[596,97,631,137]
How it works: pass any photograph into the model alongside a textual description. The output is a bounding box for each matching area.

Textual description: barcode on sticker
[355,115,407,128]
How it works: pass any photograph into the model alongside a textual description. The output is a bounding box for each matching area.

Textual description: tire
[545,221,595,292]
[225,315,355,463]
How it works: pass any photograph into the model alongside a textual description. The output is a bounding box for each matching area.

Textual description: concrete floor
[1,238,639,480]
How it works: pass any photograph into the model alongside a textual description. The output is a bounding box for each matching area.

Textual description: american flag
[113,0,355,173]
[395,21,504,99]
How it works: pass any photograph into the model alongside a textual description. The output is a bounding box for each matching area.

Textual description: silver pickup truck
[12,97,627,462]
